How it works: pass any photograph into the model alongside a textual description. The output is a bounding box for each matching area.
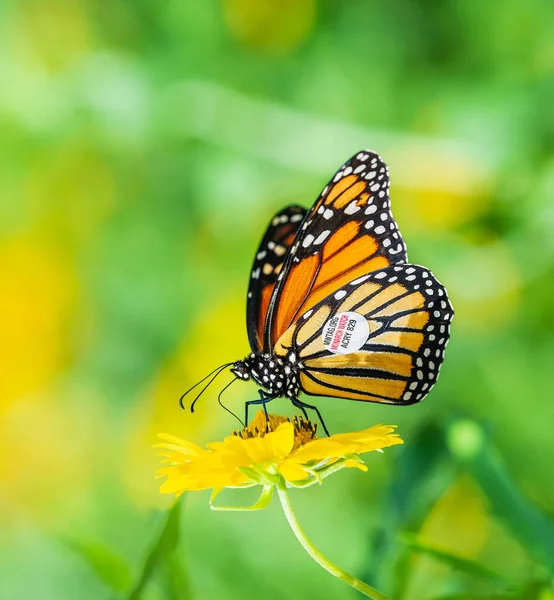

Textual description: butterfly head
[230,357,253,382]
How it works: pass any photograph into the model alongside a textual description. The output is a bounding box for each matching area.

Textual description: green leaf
[162,552,194,600]
[429,579,550,600]
[365,420,457,596]
[403,533,512,586]
[126,500,182,600]
[389,421,451,520]
[430,595,513,600]
[447,420,554,572]
[63,537,132,593]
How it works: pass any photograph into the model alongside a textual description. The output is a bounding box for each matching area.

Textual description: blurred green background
[1,1,554,599]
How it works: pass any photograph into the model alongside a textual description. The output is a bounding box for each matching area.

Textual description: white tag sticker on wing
[321,311,370,355]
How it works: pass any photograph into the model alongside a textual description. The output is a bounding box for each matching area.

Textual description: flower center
[233,410,318,450]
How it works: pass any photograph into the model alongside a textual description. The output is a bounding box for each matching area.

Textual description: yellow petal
[264,421,296,458]
[343,459,368,471]
[155,417,403,496]
[158,450,251,492]
[278,460,310,482]
[288,424,403,464]
[287,439,350,463]
[156,434,207,457]
[222,421,295,465]
[329,424,402,448]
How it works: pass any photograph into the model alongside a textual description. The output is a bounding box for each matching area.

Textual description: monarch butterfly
[185,150,453,434]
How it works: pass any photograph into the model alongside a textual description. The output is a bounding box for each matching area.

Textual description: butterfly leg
[290,397,330,437]
[292,403,309,421]
[244,390,273,428]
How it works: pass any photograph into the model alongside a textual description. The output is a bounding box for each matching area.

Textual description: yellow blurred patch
[448,241,521,332]
[223,0,315,54]
[392,150,492,230]
[404,476,490,600]
[421,475,489,554]
[0,391,99,528]
[25,142,116,244]
[411,188,490,230]
[10,0,90,71]
[122,291,251,507]
[0,236,76,410]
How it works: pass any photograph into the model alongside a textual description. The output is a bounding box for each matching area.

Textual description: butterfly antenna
[216,378,244,427]
[189,365,232,413]
[179,362,233,410]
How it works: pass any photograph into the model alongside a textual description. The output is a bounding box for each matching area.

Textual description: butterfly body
[228,150,453,426]
[232,352,300,399]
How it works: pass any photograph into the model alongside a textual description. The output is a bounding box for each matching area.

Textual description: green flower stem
[276,481,391,600]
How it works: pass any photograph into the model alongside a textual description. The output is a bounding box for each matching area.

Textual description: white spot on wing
[351,275,370,285]
[302,234,315,248]
[314,230,331,244]
[365,204,377,215]
[344,201,361,215]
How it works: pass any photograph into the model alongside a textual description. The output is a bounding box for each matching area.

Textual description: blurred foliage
[1,0,554,599]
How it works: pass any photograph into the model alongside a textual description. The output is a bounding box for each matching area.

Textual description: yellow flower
[156,411,403,505]
[156,410,403,599]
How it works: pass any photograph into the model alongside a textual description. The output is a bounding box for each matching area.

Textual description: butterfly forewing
[264,151,408,351]
[273,264,453,404]
[247,205,307,352]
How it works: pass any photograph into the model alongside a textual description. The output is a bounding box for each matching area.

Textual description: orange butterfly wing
[273,264,453,405]
[246,205,307,352]
[263,151,407,352]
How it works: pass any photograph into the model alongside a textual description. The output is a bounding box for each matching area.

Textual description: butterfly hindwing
[273,264,453,404]
[247,205,307,352]
[264,151,407,351]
